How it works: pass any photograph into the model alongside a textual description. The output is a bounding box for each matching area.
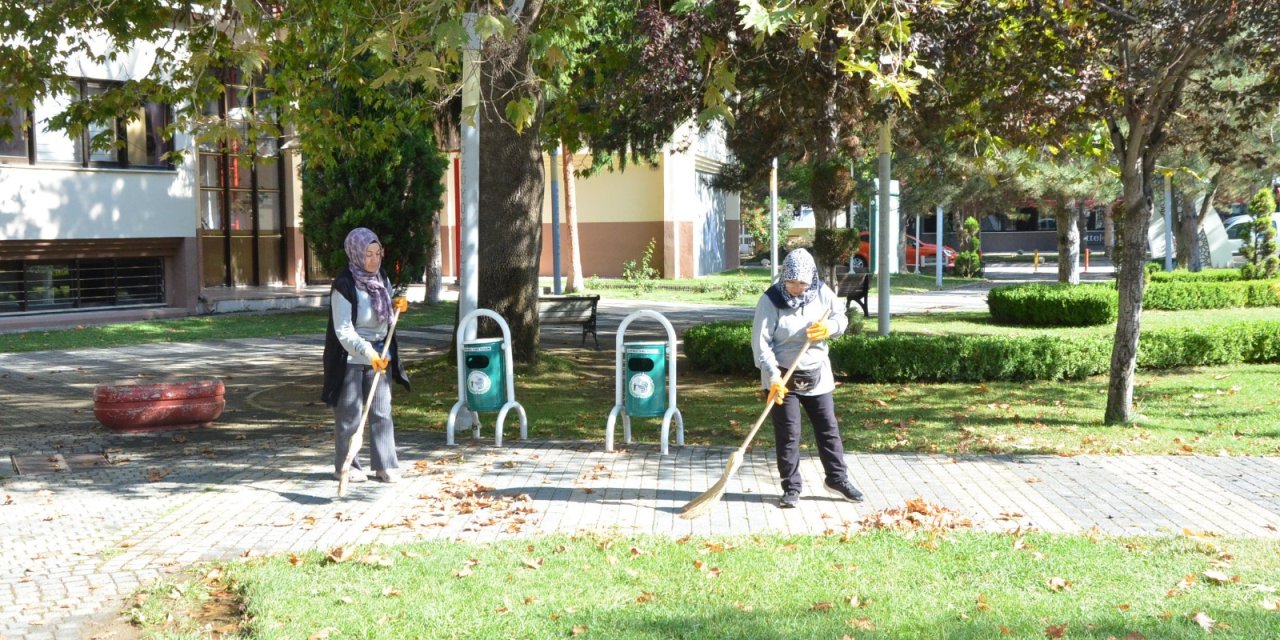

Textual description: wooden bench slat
[537,294,600,348]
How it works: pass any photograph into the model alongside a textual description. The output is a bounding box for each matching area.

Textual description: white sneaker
[335,468,367,483]
[375,469,400,483]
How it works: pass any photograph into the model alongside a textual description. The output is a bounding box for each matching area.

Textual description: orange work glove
[393,296,409,313]
[370,355,390,374]
[805,319,835,342]
[766,375,787,405]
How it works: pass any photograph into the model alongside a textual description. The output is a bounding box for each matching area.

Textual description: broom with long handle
[680,308,831,519]
[337,308,401,497]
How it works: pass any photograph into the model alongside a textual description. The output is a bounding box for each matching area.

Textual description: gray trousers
[333,363,399,474]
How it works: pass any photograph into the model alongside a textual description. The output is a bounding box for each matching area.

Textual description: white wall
[0,162,196,240]
[0,28,197,241]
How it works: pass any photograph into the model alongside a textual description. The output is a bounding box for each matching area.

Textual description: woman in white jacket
[751,248,864,509]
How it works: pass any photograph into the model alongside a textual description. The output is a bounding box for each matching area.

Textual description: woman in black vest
[322,227,411,483]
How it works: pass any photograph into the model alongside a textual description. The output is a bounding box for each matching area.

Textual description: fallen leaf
[1124,633,1146,640]
[522,557,543,570]
[1191,611,1215,631]
[571,625,588,636]
[734,601,754,611]
[636,592,655,604]
[999,626,1012,635]
[1203,570,1233,585]
[288,553,303,566]
[1047,577,1071,592]
[309,628,338,639]
[1118,603,1131,611]
[1025,476,1041,484]
[453,567,473,578]
[326,546,354,564]
[849,617,876,631]
[811,602,834,612]
[382,586,402,597]
[1262,597,1279,611]
[1045,623,1067,638]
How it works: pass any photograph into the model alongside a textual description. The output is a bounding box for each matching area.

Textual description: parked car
[1224,212,1280,255]
[851,230,957,272]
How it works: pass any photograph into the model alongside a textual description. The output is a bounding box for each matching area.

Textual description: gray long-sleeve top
[751,284,847,396]
[330,286,389,365]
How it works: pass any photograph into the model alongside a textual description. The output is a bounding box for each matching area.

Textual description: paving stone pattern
[2,294,1279,639]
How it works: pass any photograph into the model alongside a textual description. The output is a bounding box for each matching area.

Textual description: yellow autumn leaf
[326,546,354,564]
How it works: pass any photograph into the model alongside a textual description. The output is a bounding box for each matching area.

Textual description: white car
[1224,213,1280,254]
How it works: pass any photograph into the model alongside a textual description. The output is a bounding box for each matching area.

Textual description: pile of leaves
[859,497,973,532]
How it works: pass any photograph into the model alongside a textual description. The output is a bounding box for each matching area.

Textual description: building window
[199,68,285,287]
[21,78,174,169]
[0,258,164,314]
[0,101,30,162]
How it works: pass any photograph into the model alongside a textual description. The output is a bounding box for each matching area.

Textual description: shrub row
[1147,269,1243,283]
[682,320,1280,383]
[987,284,1118,326]
[987,280,1280,325]
[1142,280,1280,310]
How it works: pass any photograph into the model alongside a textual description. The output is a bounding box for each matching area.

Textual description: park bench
[538,294,600,348]
[835,273,870,317]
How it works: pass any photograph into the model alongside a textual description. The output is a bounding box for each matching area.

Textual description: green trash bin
[624,341,667,418]
[463,338,505,412]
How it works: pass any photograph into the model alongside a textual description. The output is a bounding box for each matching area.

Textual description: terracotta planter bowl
[94,379,225,434]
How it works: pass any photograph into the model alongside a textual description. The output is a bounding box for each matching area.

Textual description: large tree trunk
[1105,159,1154,424]
[1055,202,1081,284]
[478,1,545,363]
[562,144,584,293]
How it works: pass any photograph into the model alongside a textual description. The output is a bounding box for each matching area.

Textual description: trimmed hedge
[682,319,1280,383]
[1148,269,1243,283]
[682,321,756,374]
[987,284,1118,327]
[829,334,1112,382]
[1143,280,1280,310]
[987,280,1280,324]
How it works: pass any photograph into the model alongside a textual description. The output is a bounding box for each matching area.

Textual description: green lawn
[396,351,1280,457]
[134,532,1280,639]
[0,302,458,353]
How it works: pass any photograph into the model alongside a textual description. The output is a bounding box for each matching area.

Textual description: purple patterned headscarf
[344,227,391,323]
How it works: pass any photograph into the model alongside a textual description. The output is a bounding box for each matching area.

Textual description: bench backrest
[537,295,599,323]
[836,273,870,296]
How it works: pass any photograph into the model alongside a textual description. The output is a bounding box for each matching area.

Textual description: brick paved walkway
[3,294,1279,639]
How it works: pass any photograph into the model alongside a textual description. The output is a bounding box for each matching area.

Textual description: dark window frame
[19,77,176,170]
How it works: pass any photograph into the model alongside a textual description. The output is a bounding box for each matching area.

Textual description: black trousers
[770,391,848,493]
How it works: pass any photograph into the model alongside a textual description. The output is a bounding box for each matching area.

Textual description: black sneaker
[824,479,865,502]
[779,489,800,509]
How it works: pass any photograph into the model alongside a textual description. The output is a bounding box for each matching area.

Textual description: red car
[851,231,957,272]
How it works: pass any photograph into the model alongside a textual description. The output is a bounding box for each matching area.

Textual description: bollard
[1033,249,1039,272]
[1084,248,1090,272]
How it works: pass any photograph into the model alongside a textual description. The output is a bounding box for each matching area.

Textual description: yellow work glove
[806,319,835,342]
[766,375,787,405]
[393,296,409,313]
[370,355,390,374]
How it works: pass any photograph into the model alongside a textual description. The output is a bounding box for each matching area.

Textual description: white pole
[914,213,921,273]
[459,14,481,340]
[935,204,944,288]
[769,157,779,281]
[876,121,892,336]
[1164,173,1174,272]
